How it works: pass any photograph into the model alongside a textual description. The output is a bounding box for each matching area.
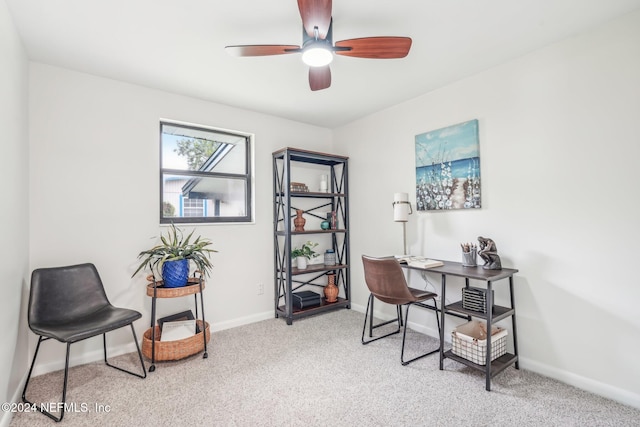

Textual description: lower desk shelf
[444,350,518,377]
[445,301,515,322]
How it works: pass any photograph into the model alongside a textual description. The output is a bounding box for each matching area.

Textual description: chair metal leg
[361,294,401,345]
[103,324,147,379]
[400,299,441,366]
[22,337,70,422]
[23,325,146,423]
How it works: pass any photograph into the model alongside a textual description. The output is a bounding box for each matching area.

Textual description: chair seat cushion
[30,305,142,343]
[408,287,437,302]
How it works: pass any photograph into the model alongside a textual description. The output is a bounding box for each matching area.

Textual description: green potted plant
[291,241,318,269]
[132,223,217,288]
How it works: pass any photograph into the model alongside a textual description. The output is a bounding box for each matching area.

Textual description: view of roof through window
[162,124,245,172]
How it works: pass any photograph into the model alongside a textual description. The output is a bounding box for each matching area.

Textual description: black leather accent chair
[22,263,146,422]
[361,255,441,365]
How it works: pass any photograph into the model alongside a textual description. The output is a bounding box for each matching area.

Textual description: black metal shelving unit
[272,147,350,325]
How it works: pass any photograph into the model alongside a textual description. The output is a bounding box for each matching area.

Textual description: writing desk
[403,260,519,390]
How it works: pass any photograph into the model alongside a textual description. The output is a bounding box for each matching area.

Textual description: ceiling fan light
[302,47,333,67]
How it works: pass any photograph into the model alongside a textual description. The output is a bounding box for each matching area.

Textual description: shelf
[445,301,515,322]
[275,229,347,235]
[277,297,350,323]
[437,268,519,390]
[272,147,349,166]
[444,350,518,376]
[284,191,345,198]
[286,264,348,275]
[273,147,350,325]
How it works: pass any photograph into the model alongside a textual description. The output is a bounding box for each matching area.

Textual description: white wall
[0,1,29,426]
[334,10,640,408]
[28,63,332,373]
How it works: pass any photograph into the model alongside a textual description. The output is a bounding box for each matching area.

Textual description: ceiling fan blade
[335,37,412,58]
[298,0,332,39]
[309,66,331,91]
[225,45,300,57]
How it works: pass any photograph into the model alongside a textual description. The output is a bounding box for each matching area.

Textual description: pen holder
[462,248,477,267]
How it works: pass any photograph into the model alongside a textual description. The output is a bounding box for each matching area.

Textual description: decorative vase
[294,209,306,232]
[320,220,330,230]
[324,249,336,266]
[324,273,338,303]
[296,256,308,269]
[320,174,328,192]
[162,259,189,288]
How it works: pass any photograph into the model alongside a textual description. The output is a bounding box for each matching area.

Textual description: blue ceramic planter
[162,259,189,288]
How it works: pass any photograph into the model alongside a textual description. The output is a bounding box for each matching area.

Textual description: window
[160,121,252,224]
[182,198,205,217]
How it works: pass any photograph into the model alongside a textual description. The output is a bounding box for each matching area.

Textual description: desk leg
[439,273,446,370]
[485,281,493,391]
[509,276,519,369]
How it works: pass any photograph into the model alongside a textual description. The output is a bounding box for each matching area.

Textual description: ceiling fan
[225,0,412,91]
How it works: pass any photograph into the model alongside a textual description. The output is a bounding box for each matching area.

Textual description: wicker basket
[142,320,210,362]
[451,320,507,366]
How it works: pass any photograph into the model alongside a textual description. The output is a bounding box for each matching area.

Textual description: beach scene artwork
[415,119,481,210]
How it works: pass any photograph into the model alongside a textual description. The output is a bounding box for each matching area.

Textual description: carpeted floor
[10,309,640,426]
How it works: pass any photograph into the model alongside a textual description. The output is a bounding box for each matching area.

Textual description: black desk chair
[22,263,146,422]
[361,255,441,365]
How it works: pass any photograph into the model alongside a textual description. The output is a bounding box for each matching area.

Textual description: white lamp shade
[393,192,410,222]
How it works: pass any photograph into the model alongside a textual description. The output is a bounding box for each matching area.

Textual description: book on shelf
[290,182,309,192]
[394,255,444,269]
[160,319,196,342]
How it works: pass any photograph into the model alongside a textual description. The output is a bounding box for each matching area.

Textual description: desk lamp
[392,192,413,255]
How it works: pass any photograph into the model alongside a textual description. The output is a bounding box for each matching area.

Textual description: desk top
[403,259,518,282]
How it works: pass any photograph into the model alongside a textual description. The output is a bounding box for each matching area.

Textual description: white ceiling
[6,0,640,128]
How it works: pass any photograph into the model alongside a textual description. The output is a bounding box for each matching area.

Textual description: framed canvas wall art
[415,119,481,210]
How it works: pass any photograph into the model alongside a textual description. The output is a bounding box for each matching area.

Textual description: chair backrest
[29,263,112,328]
[361,255,416,305]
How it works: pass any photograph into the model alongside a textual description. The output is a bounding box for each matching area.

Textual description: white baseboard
[211,310,273,332]
[519,356,640,410]
[0,371,28,427]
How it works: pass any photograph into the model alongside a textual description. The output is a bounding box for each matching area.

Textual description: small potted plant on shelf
[132,223,217,288]
[291,241,318,269]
